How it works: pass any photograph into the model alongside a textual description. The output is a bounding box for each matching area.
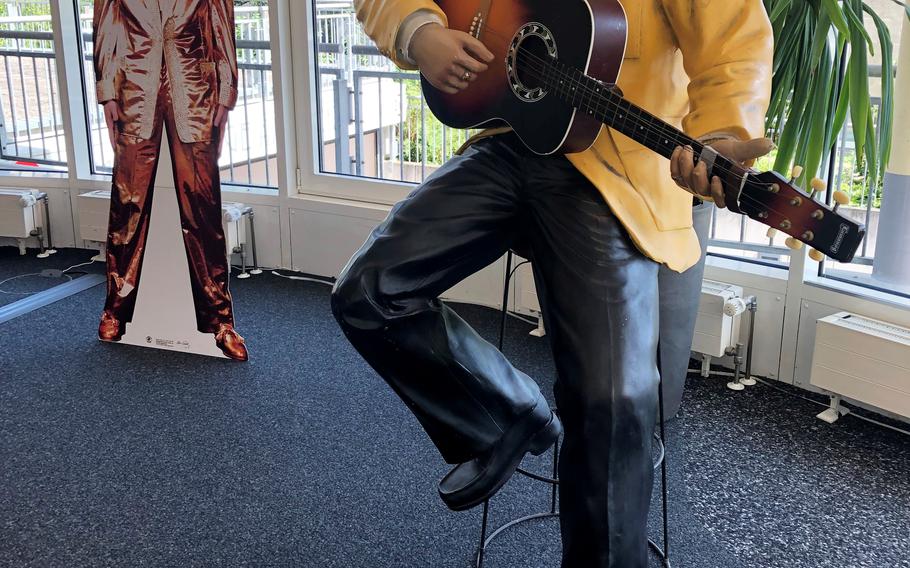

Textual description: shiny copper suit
[93,0,241,350]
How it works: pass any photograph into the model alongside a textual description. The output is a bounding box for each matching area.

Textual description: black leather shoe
[438,400,562,512]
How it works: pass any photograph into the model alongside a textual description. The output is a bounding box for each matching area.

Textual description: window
[222,0,277,189]
[815,0,907,299]
[75,0,278,189]
[0,0,67,171]
[311,0,474,186]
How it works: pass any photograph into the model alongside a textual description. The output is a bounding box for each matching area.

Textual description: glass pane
[76,0,277,189]
[0,0,67,171]
[312,1,476,185]
[222,0,277,189]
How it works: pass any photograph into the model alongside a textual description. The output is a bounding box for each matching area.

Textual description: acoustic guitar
[420,0,865,263]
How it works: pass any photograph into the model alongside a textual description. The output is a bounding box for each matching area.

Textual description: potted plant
[763,0,907,190]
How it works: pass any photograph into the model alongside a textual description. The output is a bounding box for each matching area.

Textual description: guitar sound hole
[515,36,549,89]
[507,22,557,102]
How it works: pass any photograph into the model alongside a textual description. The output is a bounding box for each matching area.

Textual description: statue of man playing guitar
[332,1,775,565]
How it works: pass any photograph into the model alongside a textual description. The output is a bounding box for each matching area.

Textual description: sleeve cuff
[396,10,445,65]
[218,60,237,109]
[96,81,116,104]
[697,131,740,145]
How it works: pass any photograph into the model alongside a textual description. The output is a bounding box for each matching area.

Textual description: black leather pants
[332,134,660,568]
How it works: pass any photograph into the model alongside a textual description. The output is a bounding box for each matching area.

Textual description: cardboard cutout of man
[93,0,247,361]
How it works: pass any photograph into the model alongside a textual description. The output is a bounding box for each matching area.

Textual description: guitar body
[423,0,627,154]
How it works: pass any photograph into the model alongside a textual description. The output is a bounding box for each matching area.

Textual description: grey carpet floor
[0,247,100,308]
[1,261,907,568]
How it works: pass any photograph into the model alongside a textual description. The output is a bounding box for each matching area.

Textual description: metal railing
[315,3,476,183]
[0,1,66,167]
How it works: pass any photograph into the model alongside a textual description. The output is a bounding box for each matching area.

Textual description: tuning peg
[808,249,825,262]
[833,190,849,212]
[790,165,804,181]
[785,237,803,251]
[809,178,826,200]
[766,228,778,239]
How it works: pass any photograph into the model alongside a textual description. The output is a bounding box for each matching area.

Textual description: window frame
[294,0,419,207]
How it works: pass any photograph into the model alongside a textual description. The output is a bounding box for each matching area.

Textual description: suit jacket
[93,0,239,144]
[354,0,773,272]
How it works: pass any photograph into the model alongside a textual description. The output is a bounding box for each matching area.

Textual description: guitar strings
[461,23,830,236]
[475,24,776,189]
[481,36,811,223]
[477,25,713,159]
[504,49,791,216]
[511,48,754,183]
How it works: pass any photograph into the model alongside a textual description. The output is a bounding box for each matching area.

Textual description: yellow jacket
[354,0,773,272]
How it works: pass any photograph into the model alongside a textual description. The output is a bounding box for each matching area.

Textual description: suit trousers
[103,70,233,334]
[658,201,712,419]
[332,133,661,568]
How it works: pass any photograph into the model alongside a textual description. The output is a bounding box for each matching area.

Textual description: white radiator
[810,312,910,421]
[77,190,111,243]
[221,202,248,255]
[0,188,41,239]
[691,280,745,358]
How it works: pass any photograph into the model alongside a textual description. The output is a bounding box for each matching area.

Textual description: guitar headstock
[739,168,865,263]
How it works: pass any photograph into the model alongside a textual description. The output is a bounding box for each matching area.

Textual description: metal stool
[475,250,672,567]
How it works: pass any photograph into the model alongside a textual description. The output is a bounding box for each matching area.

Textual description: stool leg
[476,499,490,568]
[550,437,559,515]
[658,377,671,566]
[498,251,514,351]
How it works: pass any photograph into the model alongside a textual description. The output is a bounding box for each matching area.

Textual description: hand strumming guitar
[410,24,494,94]
[670,138,774,209]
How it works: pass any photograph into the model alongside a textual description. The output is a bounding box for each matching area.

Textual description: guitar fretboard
[534,54,739,183]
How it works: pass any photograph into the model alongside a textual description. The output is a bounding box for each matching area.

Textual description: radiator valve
[723,297,747,318]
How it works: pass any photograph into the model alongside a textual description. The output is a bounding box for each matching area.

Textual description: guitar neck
[543,58,737,175]
[487,49,865,262]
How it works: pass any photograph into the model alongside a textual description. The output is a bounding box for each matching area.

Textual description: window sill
[222,183,279,197]
[297,171,413,207]
[804,274,910,310]
[0,169,68,180]
[705,254,789,288]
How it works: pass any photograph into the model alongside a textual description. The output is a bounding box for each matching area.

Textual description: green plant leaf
[864,107,879,191]
[864,3,894,176]
[820,0,850,36]
[830,53,851,148]
[810,10,833,68]
[846,0,870,160]
[844,0,876,53]
[769,0,794,24]
[802,40,836,187]
[773,63,812,173]
[765,0,893,194]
